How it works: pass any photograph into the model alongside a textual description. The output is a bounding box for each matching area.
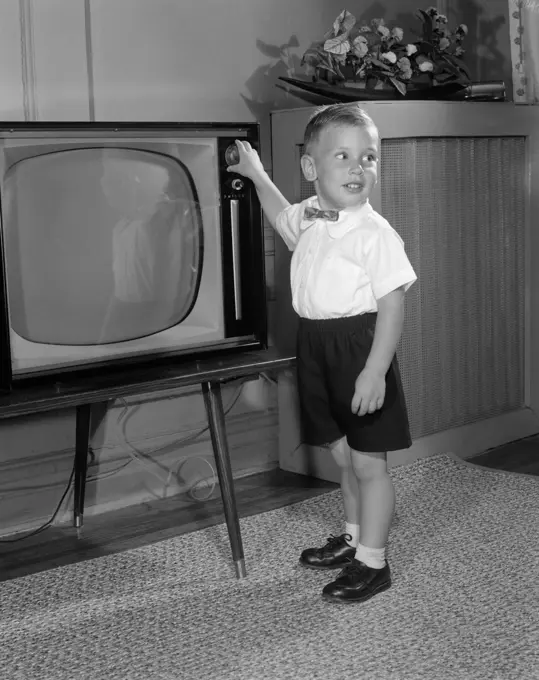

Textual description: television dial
[225,144,240,167]
[231,178,244,191]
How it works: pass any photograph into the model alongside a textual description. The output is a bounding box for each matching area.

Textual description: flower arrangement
[301,7,470,95]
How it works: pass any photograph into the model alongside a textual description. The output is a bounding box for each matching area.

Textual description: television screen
[5,146,203,345]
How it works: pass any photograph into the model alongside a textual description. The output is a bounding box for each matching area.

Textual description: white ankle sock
[354,542,386,569]
[344,522,360,548]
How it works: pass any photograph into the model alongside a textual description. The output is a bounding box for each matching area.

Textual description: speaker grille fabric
[297,137,526,439]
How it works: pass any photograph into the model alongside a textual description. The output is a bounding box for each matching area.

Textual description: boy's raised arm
[227,140,290,229]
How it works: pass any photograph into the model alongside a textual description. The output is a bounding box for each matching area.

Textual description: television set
[0,122,267,391]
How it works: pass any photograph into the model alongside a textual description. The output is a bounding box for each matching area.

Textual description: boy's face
[301,124,378,211]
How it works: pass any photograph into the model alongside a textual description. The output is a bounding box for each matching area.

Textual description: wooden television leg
[73,403,92,529]
[202,380,247,579]
[71,382,247,579]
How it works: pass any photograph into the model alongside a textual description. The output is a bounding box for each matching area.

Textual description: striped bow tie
[303,206,340,222]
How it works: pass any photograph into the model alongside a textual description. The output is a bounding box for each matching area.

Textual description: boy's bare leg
[329,437,361,538]
[349,448,394,552]
[298,437,360,569]
[321,448,393,603]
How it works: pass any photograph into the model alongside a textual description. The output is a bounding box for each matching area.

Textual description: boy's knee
[327,437,351,468]
[349,448,388,480]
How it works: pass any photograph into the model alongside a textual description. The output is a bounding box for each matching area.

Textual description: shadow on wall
[453,0,510,86]
[241,34,327,127]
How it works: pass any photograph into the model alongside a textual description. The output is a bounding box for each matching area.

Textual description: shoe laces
[338,557,365,577]
[319,533,350,555]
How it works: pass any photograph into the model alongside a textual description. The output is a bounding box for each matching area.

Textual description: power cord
[0,376,262,540]
[105,384,244,500]
[0,458,76,544]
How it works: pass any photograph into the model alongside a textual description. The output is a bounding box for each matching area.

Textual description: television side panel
[0,197,13,390]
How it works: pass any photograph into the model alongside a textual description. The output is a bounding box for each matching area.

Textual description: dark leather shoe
[299,533,356,570]
[322,558,391,603]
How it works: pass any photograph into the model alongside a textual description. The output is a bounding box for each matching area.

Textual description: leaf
[319,52,337,68]
[302,45,323,59]
[441,55,470,79]
[372,65,395,76]
[333,10,356,36]
[301,45,328,67]
[416,10,433,42]
[417,9,432,25]
[324,37,351,55]
[444,54,471,79]
[389,76,407,95]
[446,66,463,79]
[302,46,333,71]
[434,71,454,82]
[352,34,368,46]
[413,40,432,56]
[316,62,338,76]
[433,76,459,87]
[370,57,389,68]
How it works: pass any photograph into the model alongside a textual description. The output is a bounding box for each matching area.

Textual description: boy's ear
[300,154,317,182]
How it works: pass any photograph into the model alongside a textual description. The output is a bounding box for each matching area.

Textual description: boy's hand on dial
[226,140,265,181]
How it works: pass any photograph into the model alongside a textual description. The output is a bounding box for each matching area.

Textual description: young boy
[228,103,417,604]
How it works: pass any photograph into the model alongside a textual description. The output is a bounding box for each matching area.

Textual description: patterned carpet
[0,453,538,680]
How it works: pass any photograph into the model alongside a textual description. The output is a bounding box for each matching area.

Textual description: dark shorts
[296,313,412,453]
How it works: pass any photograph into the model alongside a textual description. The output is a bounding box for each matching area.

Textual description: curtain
[509,1,539,103]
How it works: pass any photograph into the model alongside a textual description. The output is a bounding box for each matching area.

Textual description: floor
[1,434,538,582]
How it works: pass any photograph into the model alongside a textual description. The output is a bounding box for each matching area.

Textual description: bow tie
[303,206,340,222]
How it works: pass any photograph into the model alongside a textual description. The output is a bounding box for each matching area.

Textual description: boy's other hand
[226,140,266,181]
[351,368,386,416]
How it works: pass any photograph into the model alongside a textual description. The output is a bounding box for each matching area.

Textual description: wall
[0,0,513,536]
[458,0,513,95]
[0,0,345,536]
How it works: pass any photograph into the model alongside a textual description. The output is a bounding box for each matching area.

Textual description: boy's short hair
[303,103,378,154]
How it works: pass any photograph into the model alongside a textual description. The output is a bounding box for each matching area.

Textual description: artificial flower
[418,57,434,72]
[351,35,369,58]
[300,7,470,96]
[381,51,397,64]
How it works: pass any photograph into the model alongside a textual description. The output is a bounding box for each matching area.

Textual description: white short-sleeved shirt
[275,196,417,320]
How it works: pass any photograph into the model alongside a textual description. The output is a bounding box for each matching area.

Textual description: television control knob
[231,178,244,191]
[225,143,240,166]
